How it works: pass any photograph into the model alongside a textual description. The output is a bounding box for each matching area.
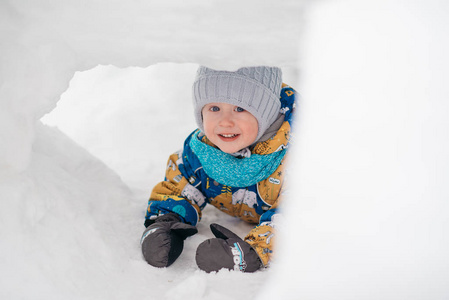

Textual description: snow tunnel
[0,1,304,298]
[2,0,449,299]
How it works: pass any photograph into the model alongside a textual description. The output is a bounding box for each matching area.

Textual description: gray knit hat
[192,66,283,142]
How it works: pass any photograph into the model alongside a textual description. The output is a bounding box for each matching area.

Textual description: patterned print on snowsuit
[145,84,296,266]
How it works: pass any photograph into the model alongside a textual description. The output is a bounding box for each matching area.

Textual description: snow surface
[2,0,449,299]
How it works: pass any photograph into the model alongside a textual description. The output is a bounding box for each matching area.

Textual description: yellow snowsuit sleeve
[146,151,203,226]
[244,160,289,266]
[244,224,276,267]
[244,198,281,267]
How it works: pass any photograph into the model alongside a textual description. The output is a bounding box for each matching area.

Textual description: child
[140,66,296,272]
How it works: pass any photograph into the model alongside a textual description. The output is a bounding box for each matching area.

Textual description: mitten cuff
[155,212,182,223]
[144,212,181,227]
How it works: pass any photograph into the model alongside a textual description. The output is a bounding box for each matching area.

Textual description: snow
[1,0,449,299]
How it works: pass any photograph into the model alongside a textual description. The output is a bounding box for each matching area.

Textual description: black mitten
[196,223,262,273]
[140,213,197,268]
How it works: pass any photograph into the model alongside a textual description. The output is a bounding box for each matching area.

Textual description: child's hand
[141,213,197,268]
[196,223,262,273]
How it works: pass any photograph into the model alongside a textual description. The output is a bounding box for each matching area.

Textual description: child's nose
[219,111,234,127]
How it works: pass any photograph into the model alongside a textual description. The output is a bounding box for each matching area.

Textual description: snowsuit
[145,84,296,266]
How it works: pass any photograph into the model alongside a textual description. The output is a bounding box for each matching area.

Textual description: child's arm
[145,150,205,227]
[244,205,279,267]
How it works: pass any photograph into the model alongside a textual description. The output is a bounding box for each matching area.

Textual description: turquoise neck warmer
[189,131,287,187]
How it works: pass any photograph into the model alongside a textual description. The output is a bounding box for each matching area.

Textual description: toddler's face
[202,103,258,154]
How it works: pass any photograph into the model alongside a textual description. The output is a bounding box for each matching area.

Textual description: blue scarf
[189,131,287,187]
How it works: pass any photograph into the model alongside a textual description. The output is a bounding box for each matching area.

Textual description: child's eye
[235,107,245,112]
[210,106,220,112]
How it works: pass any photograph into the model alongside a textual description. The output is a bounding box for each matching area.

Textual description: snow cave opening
[41,62,200,195]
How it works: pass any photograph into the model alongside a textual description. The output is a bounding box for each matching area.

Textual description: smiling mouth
[218,133,240,141]
[220,134,238,138]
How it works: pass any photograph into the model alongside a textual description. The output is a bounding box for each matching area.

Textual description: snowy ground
[2,0,449,299]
